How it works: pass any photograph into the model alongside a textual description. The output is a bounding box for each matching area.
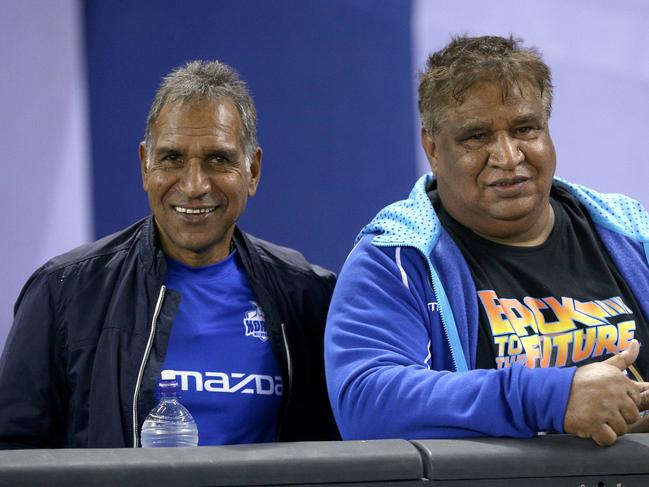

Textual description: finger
[607,413,629,437]
[592,424,618,446]
[620,398,641,425]
[603,339,639,370]
[637,389,649,412]
[631,380,649,394]
[628,415,649,434]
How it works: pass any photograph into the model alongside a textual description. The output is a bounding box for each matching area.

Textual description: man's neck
[472,204,555,247]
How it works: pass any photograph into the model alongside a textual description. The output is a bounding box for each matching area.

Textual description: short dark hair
[418,35,553,134]
[144,60,257,169]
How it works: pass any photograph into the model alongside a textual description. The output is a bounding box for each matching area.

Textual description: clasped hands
[564,339,649,446]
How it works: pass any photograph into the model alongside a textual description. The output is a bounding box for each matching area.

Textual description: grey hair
[418,35,553,134]
[144,60,257,169]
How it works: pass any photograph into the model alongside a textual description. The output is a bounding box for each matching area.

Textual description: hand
[563,340,648,446]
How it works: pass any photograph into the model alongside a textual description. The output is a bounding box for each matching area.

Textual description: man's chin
[487,195,545,222]
[476,202,553,244]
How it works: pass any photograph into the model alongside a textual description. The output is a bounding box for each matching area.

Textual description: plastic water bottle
[141,370,199,447]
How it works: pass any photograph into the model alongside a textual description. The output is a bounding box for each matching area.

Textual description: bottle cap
[161,369,176,381]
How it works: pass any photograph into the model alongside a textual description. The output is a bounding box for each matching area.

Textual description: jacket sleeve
[0,269,67,448]
[324,237,575,440]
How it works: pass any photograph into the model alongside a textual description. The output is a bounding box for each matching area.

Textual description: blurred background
[2,0,649,349]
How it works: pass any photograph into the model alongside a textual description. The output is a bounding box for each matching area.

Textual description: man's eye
[208,155,232,165]
[516,126,537,136]
[462,133,486,143]
[160,154,181,163]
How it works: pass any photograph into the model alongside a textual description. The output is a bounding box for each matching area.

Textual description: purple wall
[1,0,91,347]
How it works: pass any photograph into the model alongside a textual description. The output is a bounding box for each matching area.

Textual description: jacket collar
[138,217,255,276]
[232,226,258,279]
[553,178,649,242]
[357,173,440,255]
[138,216,165,276]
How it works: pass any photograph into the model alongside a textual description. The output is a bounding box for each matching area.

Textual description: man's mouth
[173,206,216,215]
[489,176,529,187]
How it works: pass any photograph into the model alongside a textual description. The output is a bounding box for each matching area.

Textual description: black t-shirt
[435,186,649,380]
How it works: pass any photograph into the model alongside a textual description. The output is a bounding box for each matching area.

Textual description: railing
[1,434,648,486]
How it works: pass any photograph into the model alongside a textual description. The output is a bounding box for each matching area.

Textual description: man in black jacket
[0,60,339,448]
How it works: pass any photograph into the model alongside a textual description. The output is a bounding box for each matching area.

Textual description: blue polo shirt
[162,251,283,445]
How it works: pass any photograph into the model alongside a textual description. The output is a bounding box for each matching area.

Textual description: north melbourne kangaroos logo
[243,301,268,342]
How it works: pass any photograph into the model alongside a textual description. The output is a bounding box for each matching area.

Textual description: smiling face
[140,98,261,266]
[422,79,556,246]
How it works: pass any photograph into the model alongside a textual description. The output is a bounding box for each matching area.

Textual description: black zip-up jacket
[0,217,340,448]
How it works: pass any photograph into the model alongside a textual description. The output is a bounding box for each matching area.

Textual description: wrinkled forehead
[156,97,238,122]
[460,75,541,105]
[440,77,545,122]
[149,97,244,145]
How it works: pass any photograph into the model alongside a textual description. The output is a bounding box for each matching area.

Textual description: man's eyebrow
[204,146,239,158]
[152,145,180,155]
[456,121,492,133]
[511,114,544,125]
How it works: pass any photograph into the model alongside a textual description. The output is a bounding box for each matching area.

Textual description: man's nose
[178,160,211,197]
[488,133,524,168]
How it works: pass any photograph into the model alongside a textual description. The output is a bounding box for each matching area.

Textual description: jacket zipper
[427,259,468,372]
[131,285,166,448]
[276,322,293,439]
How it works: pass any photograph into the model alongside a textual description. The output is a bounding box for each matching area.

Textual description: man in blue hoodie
[325,35,649,446]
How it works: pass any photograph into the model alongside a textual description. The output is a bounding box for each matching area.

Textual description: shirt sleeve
[324,236,575,440]
[0,268,67,448]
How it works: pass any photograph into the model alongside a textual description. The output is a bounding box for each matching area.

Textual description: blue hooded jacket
[325,174,649,440]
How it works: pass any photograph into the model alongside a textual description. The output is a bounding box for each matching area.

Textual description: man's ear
[247,147,262,197]
[420,127,438,173]
[139,142,149,191]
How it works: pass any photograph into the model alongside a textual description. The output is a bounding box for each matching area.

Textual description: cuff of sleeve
[524,365,577,433]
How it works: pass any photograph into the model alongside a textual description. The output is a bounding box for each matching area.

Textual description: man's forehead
[152,99,241,135]
[464,78,541,104]
[148,99,245,155]
[157,97,237,120]
[442,79,545,124]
